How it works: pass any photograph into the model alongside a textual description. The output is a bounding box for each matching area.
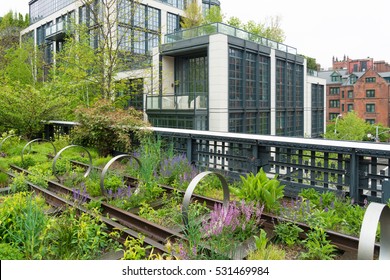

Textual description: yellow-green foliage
[230,168,285,213]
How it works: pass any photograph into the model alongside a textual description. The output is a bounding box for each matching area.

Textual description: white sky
[1,0,390,70]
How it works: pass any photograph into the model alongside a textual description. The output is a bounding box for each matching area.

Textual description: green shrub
[0,172,9,187]
[41,208,120,260]
[247,229,286,260]
[0,192,48,259]
[274,221,303,247]
[0,243,24,260]
[19,154,36,169]
[71,99,150,157]
[230,168,285,213]
[299,227,337,260]
[9,173,29,193]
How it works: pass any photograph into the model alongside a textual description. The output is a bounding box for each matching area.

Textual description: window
[229,113,244,133]
[245,53,256,108]
[366,119,376,125]
[347,104,353,112]
[366,90,375,98]
[229,48,243,109]
[366,104,375,113]
[330,87,340,95]
[167,13,179,34]
[350,75,357,84]
[341,104,345,112]
[341,91,344,98]
[331,75,340,82]
[329,113,339,120]
[348,90,354,98]
[366,77,376,83]
[329,100,340,108]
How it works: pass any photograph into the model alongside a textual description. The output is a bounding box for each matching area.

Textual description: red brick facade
[325,68,390,127]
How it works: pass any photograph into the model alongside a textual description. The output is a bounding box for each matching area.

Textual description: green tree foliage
[0,82,70,139]
[0,11,30,66]
[180,2,204,28]
[180,4,285,43]
[324,111,369,141]
[0,41,43,85]
[225,15,285,43]
[0,11,29,29]
[226,16,242,28]
[305,56,318,71]
[366,124,390,142]
[0,39,68,138]
[51,24,101,107]
[203,6,224,24]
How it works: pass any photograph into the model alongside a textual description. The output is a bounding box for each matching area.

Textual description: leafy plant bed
[0,191,122,260]
[0,134,382,260]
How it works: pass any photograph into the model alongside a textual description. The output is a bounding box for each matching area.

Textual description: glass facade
[117,1,161,55]
[156,0,186,10]
[175,55,208,96]
[30,0,76,24]
[228,47,270,135]
[167,13,180,34]
[311,83,325,138]
[275,59,304,136]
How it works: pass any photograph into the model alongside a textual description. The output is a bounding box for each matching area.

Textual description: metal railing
[146,93,208,111]
[41,122,390,204]
[164,22,297,55]
[150,127,390,204]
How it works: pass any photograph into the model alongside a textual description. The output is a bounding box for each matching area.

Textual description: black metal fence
[150,127,390,204]
[42,122,390,204]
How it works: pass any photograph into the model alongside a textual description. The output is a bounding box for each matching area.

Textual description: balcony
[45,21,67,41]
[146,93,208,112]
[164,22,297,55]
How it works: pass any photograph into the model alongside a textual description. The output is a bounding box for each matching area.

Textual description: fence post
[349,149,359,203]
[383,180,390,204]
[186,136,193,164]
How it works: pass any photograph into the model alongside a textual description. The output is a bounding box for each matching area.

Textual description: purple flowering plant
[201,200,264,242]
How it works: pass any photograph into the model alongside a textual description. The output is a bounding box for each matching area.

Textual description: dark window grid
[366,90,375,98]
[276,111,285,136]
[366,104,376,113]
[167,13,179,34]
[330,87,340,95]
[229,113,244,133]
[245,112,257,134]
[258,112,270,134]
[329,100,340,108]
[118,2,160,32]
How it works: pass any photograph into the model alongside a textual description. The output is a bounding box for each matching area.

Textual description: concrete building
[21,0,326,138]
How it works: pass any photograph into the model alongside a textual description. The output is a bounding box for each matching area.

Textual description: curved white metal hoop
[21,138,57,165]
[100,154,141,197]
[182,171,230,228]
[52,145,93,181]
[358,202,390,260]
[0,134,18,152]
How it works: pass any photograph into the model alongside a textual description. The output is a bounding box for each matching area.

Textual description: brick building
[319,58,390,127]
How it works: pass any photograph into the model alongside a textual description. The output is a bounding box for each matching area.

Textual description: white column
[208,34,229,132]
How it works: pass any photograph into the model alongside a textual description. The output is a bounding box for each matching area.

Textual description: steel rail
[5,169,171,257]
[8,164,186,245]
[66,160,380,258]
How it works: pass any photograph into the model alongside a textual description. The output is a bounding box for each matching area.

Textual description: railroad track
[5,165,186,259]
[4,163,380,260]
